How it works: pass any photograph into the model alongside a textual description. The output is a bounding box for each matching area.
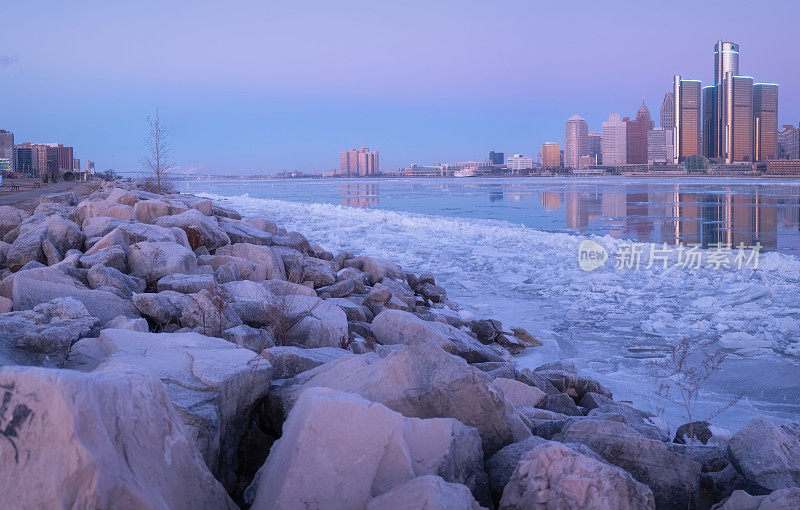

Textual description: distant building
[87,160,96,174]
[766,160,800,175]
[702,86,716,159]
[625,102,651,165]
[340,147,379,176]
[601,114,627,167]
[57,145,74,171]
[73,158,81,171]
[13,146,32,173]
[648,128,674,165]
[753,83,779,162]
[660,92,675,129]
[778,125,800,160]
[673,75,701,163]
[706,41,741,159]
[722,74,754,163]
[506,154,534,171]
[588,131,602,165]
[488,151,504,165]
[564,114,589,170]
[405,164,445,177]
[541,143,561,169]
[0,130,14,171]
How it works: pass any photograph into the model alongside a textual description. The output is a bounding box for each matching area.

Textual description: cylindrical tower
[714,41,740,86]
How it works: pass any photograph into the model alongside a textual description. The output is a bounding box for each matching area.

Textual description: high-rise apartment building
[588,131,602,165]
[778,125,800,160]
[673,76,701,163]
[601,114,627,167]
[339,147,379,176]
[488,151,504,165]
[753,83,779,161]
[13,146,32,173]
[0,130,14,171]
[564,115,589,170]
[541,143,561,169]
[57,145,74,171]
[721,73,754,163]
[660,92,675,129]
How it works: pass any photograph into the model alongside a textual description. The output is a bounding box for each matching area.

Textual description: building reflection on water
[340,184,379,208]
[557,185,800,252]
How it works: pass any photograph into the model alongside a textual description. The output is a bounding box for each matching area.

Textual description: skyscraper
[722,73,754,162]
[564,114,589,170]
[754,83,779,162]
[340,147,379,176]
[602,114,627,167]
[541,143,561,169]
[588,131,602,165]
[660,92,675,129]
[673,76,701,163]
[702,86,715,158]
[625,102,651,165]
[648,128,674,165]
[778,125,800,160]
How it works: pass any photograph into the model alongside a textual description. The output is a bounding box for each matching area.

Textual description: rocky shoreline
[0,182,797,509]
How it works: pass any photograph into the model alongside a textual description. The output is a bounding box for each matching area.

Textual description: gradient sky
[2,0,798,174]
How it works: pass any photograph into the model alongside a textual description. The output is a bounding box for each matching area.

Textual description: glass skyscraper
[754,83,779,162]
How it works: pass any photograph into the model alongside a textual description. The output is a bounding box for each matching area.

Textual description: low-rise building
[766,160,800,175]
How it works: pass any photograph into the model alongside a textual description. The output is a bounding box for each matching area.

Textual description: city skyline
[1,1,799,173]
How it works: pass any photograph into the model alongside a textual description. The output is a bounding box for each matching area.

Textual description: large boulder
[156,272,217,294]
[728,417,800,493]
[0,205,30,238]
[10,272,139,325]
[245,217,278,235]
[486,436,548,502]
[533,363,613,400]
[84,222,190,256]
[154,208,231,251]
[261,345,351,379]
[490,378,546,408]
[279,295,348,348]
[180,287,244,336]
[0,365,235,509]
[79,244,128,272]
[198,254,267,282]
[712,488,800,509]
[218,217,274,246]
[6,214,85,272]
[366,476,485,510]
[262,279,316,297]
[558,419,701,510]
[372,309,506,363]
[499,441,655,510]
[247,387,488,509]
[87,264,145,298]
[67,330,273,491]
[0,297,98,367]
[216,243,286,280]
[133,198,170,223]
[128,241,198,285]
[131,291,191,326]
[358,255,405,284]
[269,343,529,456]
[285,256,336,288]
[587,402,669,442]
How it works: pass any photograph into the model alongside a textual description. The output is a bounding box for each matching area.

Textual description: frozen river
[187,177,800,431]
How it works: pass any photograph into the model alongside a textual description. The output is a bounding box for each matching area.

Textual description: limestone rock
[248,387,488,509]
[216,243,286,280]
[131,291,191,325]
[358,255,405,284]
[67,329,273,491]
[728,417,800,493]
[87,264,145,298]
[261,345,351,379]
[490,378,546,408]
[155,208,231,250]
[372,309,505,363]
[0,297,99,367]
[499,441,655,510]
[157,273,217,294]
[269,343,529,455]
[0,364,236,508]
[128,241,198,285]
[367,476,485,510]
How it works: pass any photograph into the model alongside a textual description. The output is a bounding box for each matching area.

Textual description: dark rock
[543,392,585,416]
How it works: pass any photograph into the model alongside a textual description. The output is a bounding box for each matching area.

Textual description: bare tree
[140,108,172,194]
